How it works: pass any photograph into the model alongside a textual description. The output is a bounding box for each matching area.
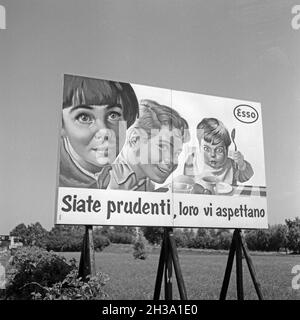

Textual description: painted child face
[201,138,228,169]
[62,104,126,172]
[138,127,183,183]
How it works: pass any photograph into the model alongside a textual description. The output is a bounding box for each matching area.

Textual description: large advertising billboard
[55,74,267,229]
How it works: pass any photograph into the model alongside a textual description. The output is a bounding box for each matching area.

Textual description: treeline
[9,223,136,252]
[245,218,300,253]
[143,218,300,253]
[9,217,300,253]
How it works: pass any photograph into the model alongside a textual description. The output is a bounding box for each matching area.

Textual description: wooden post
[78,225,96,280]
[153,227,187,300]
[168,229,188,300]
[240,233,264,300]
[220,230,236,300]
[153,235,166,300]
[164,228,173,300]
[220,228,264,300]
[235,229,244,300]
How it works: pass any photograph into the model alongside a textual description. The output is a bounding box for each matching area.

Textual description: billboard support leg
[153,227,187,300]
[168,228,188,300]
[164,228,173,300]
[219,229,264,300]
[153,232,166,300]
[78,225,96,280]
[220,228,236,300]
[235,229,244,300]
[239,231,264,300]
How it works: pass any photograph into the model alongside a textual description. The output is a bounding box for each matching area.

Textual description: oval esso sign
[233,105,259,124]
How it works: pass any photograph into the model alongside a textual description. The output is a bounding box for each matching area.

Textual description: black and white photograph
[0,0,299,309]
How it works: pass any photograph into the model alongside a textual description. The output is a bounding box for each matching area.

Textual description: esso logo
[233,105,258,124]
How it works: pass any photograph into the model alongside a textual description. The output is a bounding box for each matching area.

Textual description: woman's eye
[216,147,224,154]
[108,111,122,121]
[76,113,93,124]
[203,146,210,152]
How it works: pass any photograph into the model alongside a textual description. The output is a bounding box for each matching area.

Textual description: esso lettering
[233,105,258,124]
[237,109,256,119]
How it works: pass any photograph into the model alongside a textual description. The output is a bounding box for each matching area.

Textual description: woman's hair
[63,74,139,128]
[132,99,190,143]
[196,118,231,148]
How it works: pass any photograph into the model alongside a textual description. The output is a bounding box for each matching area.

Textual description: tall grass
[60,244,300,300]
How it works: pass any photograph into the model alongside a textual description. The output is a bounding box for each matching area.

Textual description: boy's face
[62,104,126,171]
[200,138,228,169]
[137,126,183,183]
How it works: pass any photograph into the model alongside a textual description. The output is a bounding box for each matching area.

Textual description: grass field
[60,244,300,300]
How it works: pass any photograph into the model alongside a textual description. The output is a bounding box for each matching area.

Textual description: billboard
[55,74,267,229]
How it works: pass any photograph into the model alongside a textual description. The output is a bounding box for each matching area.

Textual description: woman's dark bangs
[82,79,119,107]
[63,76,120,108]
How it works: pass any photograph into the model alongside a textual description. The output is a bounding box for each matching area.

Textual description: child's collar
[63,136,108,181]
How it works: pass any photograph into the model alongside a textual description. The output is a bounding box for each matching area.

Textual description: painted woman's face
[62,104,126,172]
[201,139,228,169]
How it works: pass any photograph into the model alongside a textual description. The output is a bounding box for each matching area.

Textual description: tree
[10,222,49,248]
[192,229,212,249]
[27,222,48,248]
[142,227,164,245]
[286,217,300,253]
[216,229,232,250]
[268,224,288,252]
[10,223,29,245]
[245,229,271,251]
[173,229,187,247]
[182,228,195,247]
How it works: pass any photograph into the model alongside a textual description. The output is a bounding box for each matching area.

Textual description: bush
[172,229,194,248]
[31,269,109,300]
[5,246,109,300]
[113,226,137,235]
[46,225,85,252]
[5,246,73,300]
[107,232,134,244]
[96,227,133,244]
[94,235,110,252]
[133,236,148,260]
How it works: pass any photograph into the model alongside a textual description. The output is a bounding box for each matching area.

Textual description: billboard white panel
[55,75,267,229]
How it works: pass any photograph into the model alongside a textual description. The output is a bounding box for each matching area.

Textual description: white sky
[0,0,299,233]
